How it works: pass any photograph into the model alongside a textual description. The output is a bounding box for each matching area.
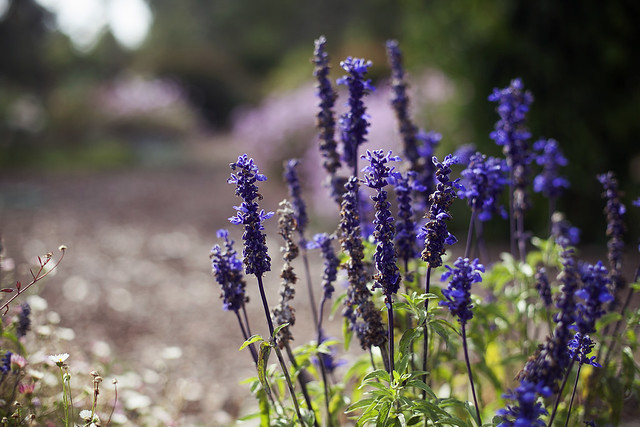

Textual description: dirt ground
[0,137,331,425]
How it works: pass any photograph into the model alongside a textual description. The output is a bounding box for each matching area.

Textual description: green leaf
[399,327,421,356]
[435,417,469,427]
[257,341,272,396]
[240,334,263,351]
[257,388,270,426]
[405,380,437,399]
[273,322,289,339]
[363,369,391,384]
[343,317,353,351]
[376,399,392,427]
[346,398,377,413]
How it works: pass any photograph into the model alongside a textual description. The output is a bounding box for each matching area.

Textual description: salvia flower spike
[210,229,248,313]
[420,154,461,269]
[228,154,274,278]
[313,36,343,203]
[337,56,374,177]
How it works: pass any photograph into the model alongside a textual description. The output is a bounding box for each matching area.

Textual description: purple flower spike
[568,333,601,367]
[420,154,461,268]
[228,154,274,277]
[362,150,402,298]
[576,261,613,335]
[496,380,551,427]
[458,152,509,222]
[392,171,424,263]
[16,303,31,338]
[308,233,339,300]
[439,257,484,325]
[489,78,534,214]
[598,171,626,294]
[337,57,374,172]
[533,138,570,199]
[284,159,308,235]
[313,36,342,202]
[210,229,248,312]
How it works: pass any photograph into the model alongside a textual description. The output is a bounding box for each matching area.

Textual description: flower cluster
[489,78,534,214]
[415,130,441,204]
[337,57,375,173]
[439,257,484,325]
[392,170,424,264]
[576,261,613,335]
[533,138,570,200]
[308,233,339,301]
[228,154,274,277]
[210,229,248,313]
[362,150,402,299]
[420,155,460,268]
[339,177,386,350]
[497,380,551,427]
[458,152,509,221]
[521,227,580,391]
[273,201,299,347]
[313,36,342,202]
[568,333,600,367]
[16,302,31,338]
[534,267,553,308]
[385,40,423,184]
[284,159,309,236]
[598,171,626,295]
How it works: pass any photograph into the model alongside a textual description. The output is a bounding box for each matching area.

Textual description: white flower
[48,353,69,366]
[79,409,100,424]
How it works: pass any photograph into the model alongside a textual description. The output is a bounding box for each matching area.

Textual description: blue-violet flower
[228,154,274,277]
[210,229,248,312]
[337,57,374,173]
[439,257,484,325]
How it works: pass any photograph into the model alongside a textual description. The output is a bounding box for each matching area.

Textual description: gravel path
[0,138,326,425]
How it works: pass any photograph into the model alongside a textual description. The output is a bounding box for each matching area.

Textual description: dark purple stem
[256,274,275,337]
[386,296,395,375]
[564,363,583,427]
[462,325,482,425]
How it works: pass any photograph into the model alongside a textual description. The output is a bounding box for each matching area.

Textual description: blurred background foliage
[1,0,639,241]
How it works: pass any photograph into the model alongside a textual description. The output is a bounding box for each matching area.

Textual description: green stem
[273,344,305,426]
[422,266,432,397]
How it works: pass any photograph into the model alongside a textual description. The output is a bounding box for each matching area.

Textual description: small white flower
[48,353,69,366]
[79,409,100,423]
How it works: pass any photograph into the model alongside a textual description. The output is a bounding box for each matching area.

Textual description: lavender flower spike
[439,257,484,325]
[392,170,424,266]
[308,233,339,302]
[361,150,402,298]
[210,229,248,313]
[576,261,613,335]
[283,159,309,237]
[385,40,421,175]
[420,154,461,268]
[458,152,509,222]
[313,36,342,202]
[339,176,386,350]
[496,380,551,427]
[228,154,274,277]
[337,57,374,175]
[533,138,570,199]
[597,171,626,296]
